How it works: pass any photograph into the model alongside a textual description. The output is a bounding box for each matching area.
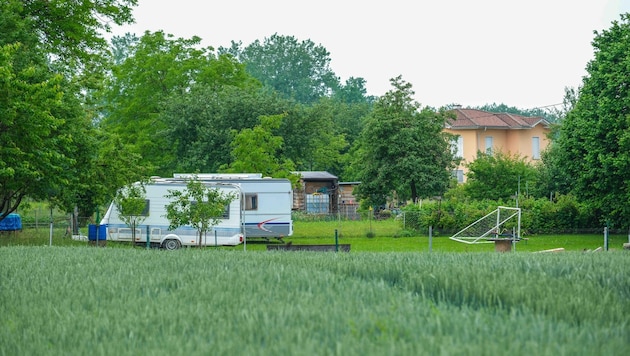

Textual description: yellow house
[444,108,551,182]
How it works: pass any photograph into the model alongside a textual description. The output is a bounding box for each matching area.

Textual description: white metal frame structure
[449,206,521,244]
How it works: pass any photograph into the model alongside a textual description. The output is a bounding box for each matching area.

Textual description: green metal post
[335,229,339,252]
[146,225,150,249]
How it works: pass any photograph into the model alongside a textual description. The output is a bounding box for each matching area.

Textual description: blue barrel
[0,213,22,231]
[88,224,107,241]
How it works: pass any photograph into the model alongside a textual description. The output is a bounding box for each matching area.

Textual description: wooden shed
[292,171,338,214]
[338,182,361,219]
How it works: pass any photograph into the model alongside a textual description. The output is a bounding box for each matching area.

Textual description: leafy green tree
[0,0,137,220]
[161,84,289,173]
[334,77,374,105]
[329,79,375,172]
[353,76,458,206]
[103,31,257,176]
[14,0,136,74]
[110,33,140,65]
[71,132,148,220]
[545,86,579,125]
[223,34,340,104]
[103,31,208,175]
[0,43,70,219]
[281,100,348,174]
[527,87,579,201]
[220,114,299,185]
[553,13,630,226]
[464,151,538,201]
[165,177,236,247]
[113,181,148,246]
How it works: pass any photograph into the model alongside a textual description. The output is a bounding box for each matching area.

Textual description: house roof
[445,108,550,130]
[294,171,338,180]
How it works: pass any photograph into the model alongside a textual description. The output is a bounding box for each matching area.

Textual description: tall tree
[553,13,630,226]
[223,34,340,104]
[17,0,136,75]
[0,43,71,218]
[102,31,256,176]
[220,114,299,185]
[464,152,538,201]
[353,76,458,206]
[333,77,375,105]
[161,84,288,173]
[292,99,348,174]
[0,0,138,220]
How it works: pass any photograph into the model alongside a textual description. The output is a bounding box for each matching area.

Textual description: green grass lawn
[249,219,628,253]
[2,218,627,252]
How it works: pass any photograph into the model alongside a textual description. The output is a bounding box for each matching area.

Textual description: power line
[529,103,563,111]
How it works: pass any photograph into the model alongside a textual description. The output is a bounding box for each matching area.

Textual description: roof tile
[446,109,549,129]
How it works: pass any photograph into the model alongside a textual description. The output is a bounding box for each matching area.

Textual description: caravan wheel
[163,239,181,250]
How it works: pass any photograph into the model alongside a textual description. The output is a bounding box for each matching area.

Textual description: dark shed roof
[295,171,338,180]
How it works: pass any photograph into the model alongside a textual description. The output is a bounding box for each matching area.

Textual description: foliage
[530,88,580,199]
[104,31,368,183]
[222,33,340,104]
[102,31,208,175]
[0,0,139,220]
[400,199,498,233]
[113,181,148,243]
[519,195,597,234]
[220,114,300,186]
[333,77,376,105]
[164,177,236,246]
[399,194,599,235]
[283,99,349,173]
[353,76,458,206]
[464,151,539,201]
[0,43,68,219]
[161,84,290,173]
[552,13,630,227]
[102,31,256,176]
[10,0,137,75]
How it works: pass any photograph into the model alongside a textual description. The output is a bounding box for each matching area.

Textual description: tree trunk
[410,180,418,203]
[131,220,135,248]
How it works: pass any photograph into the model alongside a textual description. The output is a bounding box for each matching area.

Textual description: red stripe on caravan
[257,218,278,233]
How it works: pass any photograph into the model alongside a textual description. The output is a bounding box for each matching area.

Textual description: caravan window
[220,205,230,219]
[140,200,150,216]
[190,201,230,219]
[245,194,258,211]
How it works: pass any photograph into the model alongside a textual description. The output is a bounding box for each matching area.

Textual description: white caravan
[100,174,293,249]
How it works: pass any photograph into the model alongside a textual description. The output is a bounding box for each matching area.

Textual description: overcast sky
[111,0,630,111]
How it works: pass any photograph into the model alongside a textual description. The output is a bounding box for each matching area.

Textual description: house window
[245,194,258,211]
[452,136,464,158]
[452,170,464,183]
[532,137,541,159]
[485,136,493,155]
